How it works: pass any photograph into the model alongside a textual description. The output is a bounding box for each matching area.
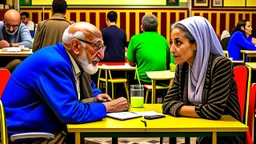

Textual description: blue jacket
[227,31,256,60]
[2,42,106,136]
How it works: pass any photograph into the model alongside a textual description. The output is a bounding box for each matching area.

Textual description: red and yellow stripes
[20,7,256,41]
[192,9,256,35]
[20,8,188,42]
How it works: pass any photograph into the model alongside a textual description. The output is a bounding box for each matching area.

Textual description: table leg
[112,137,118,144]
[75,132,81,144]
[151,80,156,104]
[243,54,245,63]
[212,132,217,144]
[105,70,108,94]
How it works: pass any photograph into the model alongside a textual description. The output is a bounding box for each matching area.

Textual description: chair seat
[108,78,127,83]
[144,84,170,90]
[99,78,127,82]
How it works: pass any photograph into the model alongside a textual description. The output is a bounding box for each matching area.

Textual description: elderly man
[2,22,129,143]
[0,9,32,48]
[127,14,171,84]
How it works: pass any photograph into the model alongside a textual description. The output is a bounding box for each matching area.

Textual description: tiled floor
[85,137,197,144]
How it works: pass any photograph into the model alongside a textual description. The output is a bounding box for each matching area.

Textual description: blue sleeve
[18,24,33,49]
[234,32,256,50]
[91,80,102,97]
[34,61,106,124]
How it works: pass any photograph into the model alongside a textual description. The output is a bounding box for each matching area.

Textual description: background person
[227,19,256,60]
[20,12,35,31]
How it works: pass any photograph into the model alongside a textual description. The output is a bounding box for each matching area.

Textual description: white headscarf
[173,16,224,104]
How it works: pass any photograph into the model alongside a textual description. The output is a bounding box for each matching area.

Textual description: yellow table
[67,104,247,144]
[246,62,256,70]
[0,50,32,57]
[97,63,136,98]
[240,50,256,63]
[146,70,175,103]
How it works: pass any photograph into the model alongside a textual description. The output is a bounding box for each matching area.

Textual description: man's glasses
[5,23,20,29]
[77,38,106,52]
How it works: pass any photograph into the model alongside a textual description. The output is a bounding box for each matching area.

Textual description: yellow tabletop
[0,50,32,57]
[146,70,175,103]
[97,63,135,98]
[98,63,136,70]
[240,50,256,63]
[246,62,256,70]
[67,104,247,144]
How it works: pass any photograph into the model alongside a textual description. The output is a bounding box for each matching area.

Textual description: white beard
[77,49,99,75]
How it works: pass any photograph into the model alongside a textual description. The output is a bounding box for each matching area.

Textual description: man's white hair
[62,25,86,47]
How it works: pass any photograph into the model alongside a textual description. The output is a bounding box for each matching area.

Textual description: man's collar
[52,13,66,19]
[66,50,81,76]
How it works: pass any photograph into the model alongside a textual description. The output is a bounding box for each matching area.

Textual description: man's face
[21,15,29,24]
[4,18,20,34]
[76,38,105,74]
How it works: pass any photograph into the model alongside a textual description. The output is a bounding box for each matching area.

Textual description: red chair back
[233,65,249,123]
[247,83,256,144]
[0,68,11,98]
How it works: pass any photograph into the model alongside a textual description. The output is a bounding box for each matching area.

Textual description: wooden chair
[97,67,129,101]
[0,68,11,98]
[136,63,175,103]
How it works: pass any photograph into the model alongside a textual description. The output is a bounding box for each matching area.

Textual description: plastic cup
[130,85,144,108]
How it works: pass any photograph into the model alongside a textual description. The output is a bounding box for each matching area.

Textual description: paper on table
[106,112,142,120]
[2,47,21,52]
[134,111,164,116]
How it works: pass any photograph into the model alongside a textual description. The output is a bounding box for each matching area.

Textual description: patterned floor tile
[85,137,197,144]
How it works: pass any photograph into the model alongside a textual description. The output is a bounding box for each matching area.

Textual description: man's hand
[103,97,129,112]
[93,94,112,102]
[0,40,10,48]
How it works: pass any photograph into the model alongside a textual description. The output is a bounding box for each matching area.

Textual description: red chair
[247,83,256,144]
[234,65,251,144]
[0,68,11,98]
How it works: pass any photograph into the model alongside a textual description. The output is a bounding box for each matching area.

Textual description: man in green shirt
[127,14,171,84]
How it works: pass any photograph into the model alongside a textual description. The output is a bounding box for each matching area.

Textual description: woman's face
[242,21,252,37]
[170,28,197,66]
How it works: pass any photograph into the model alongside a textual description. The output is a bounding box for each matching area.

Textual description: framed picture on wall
[192,0,209,7]
[166,0,179,6]
[212,0,222,7]
[20,0,31,6]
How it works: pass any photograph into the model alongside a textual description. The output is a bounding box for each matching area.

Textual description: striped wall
[20,8,188,42]
[20,8,256,41]
[192,9,256,35]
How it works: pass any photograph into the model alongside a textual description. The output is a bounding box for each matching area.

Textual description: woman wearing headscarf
[162,16,243,143]
[227,19,256,60]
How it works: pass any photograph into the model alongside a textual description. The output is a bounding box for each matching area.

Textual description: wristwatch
[9,43,12,47]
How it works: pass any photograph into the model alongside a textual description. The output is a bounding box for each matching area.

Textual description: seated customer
[2,22,129,143]
[0,9,32,48]
[20,12,35,31]
[101,11,127,62]
[126,14,170,84]
[162,16,243,143]
[227,19,256,60]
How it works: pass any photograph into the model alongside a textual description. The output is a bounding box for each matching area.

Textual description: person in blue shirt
[2,22,129,143]
[227,19,256,60]
[101,11,127,62]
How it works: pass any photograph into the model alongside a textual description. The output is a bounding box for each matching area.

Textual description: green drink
[131,97,144,108]
[130,85,144,108]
